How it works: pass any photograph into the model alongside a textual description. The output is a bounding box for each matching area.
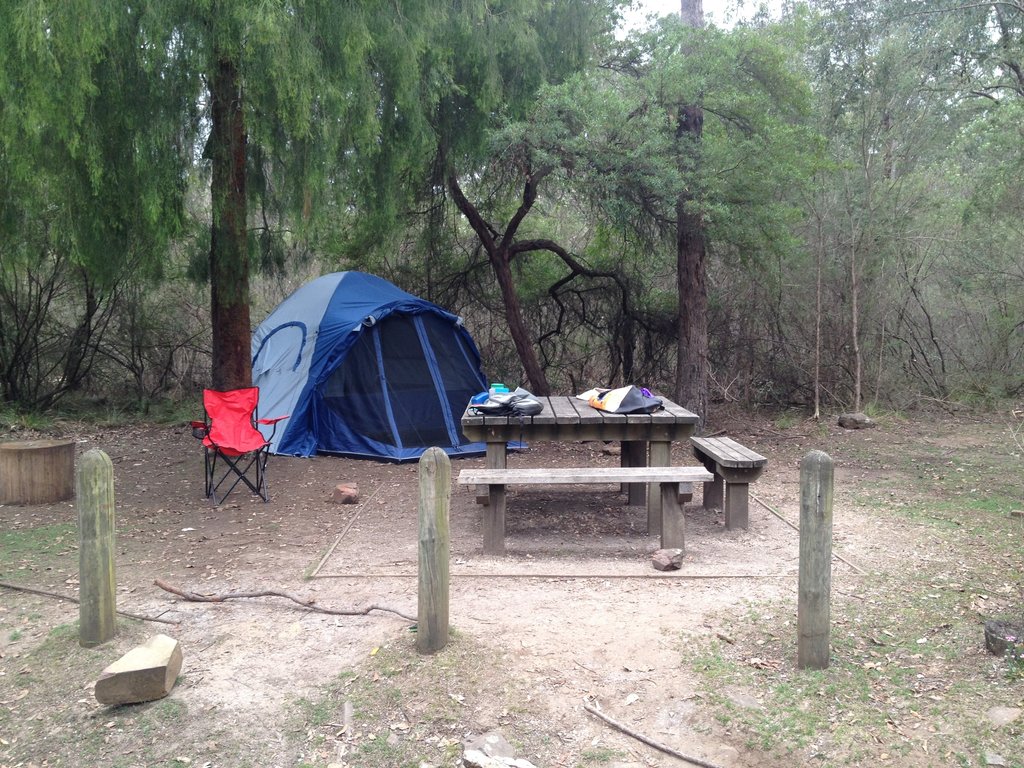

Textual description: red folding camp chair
[190,387,289,504]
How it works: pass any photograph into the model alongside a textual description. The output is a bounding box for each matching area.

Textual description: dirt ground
[1,407,1022,767]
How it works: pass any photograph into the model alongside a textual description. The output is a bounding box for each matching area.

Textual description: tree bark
[675,0,708,426]
[208,56,252,391]
[447,172,551,395]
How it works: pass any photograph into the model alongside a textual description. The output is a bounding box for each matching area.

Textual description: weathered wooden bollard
[798,450,833,670]
[78,448,116,648]
[417,447,450,654]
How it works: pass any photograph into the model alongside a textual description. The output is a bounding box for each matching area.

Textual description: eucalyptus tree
[577,13,819,414]
[407,0,622,396]
[800,0,1022,406]
[0,1,192,406]
[1,0,439,395]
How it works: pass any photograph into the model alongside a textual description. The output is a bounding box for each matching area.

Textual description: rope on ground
[308,482,384,579]
[583,698,725,768]
[312,571,794,580]
[0,580,179,625]
[153,578,416,622]
[751,494,868,575]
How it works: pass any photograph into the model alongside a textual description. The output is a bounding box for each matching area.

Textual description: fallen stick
[583,699,724,768]
[751,494,868,575]
[0,580,179,625]
[154,579,416,622]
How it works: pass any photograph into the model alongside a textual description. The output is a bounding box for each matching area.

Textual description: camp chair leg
[204,448,270,505]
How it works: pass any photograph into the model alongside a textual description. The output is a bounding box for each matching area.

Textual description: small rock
[985,752,1007,767]
[95,634,182,706]
[986,706,1022,728]
[837,412,876,429]
[652,548,683,571]
[462,749,505,768]
[984,619,1023,656]
[331,483,359,504]
[464,731,515,759]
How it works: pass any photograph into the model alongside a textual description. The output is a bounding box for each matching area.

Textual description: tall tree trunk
[488,245,551,395]
[447,171,551,395]
[850,235,862,411]
[208,56,252,391]
[675,0,708,425]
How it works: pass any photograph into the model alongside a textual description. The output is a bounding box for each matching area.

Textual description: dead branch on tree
[154,579,417,622]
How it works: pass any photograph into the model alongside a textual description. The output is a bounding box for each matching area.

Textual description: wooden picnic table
[460,394,701,531]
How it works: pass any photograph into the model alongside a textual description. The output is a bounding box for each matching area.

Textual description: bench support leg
[678,482,693,505]
[703,473,724,511]
[724,482,749,530]
[659,482,685,551]
[477,441,507,505]
[483,484,506,555]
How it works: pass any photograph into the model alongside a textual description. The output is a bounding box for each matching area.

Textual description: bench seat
[690,436,767,530]
[457,466,713,555]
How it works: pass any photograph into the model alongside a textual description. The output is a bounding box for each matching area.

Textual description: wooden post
[798,450,833,670]
[78,448,116,648]
[417,447,450,654]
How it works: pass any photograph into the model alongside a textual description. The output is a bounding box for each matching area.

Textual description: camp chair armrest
[257,414,289,441]
[189,420,209,439]
[257,415,289,426]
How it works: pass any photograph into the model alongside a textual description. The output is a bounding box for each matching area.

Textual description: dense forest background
[1,0,1021,421]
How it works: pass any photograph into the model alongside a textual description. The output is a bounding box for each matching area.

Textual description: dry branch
[154,579,416,622]
[583,699,724,768]
[0,580,179,625]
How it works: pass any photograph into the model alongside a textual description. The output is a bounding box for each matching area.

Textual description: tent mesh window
[322,314,478,450]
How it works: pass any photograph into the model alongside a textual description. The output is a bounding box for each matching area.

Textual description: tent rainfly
[251,271,488,461]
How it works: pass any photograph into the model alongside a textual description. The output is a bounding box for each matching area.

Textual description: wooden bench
[690,436,767,530]
[457,466,713,555]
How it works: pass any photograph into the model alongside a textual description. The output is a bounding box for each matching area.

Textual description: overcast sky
[622,0,784,32]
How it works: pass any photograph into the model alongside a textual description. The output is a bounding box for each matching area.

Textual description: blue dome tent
[251,271,487,461]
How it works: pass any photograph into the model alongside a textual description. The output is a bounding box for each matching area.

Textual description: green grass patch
[285,633,554,768]
[685,565,1024,767]
[0,522,77,575]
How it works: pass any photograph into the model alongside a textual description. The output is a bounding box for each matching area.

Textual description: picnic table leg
[483,483,506,555]
[647,440,670,535]
[659,482,685,551]
[477,440,507,505]
[621,440,647,506]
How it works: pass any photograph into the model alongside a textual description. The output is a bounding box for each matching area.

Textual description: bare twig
[153,579,416,622]
[0,580,179,625]
[583,699,725,768]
